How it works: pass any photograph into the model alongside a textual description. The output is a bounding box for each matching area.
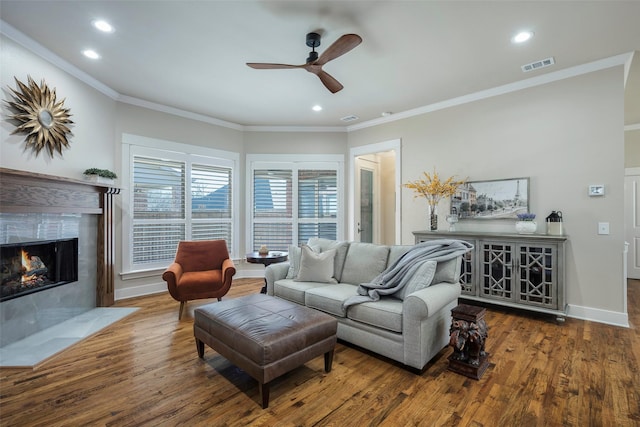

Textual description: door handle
[357,222,362,233]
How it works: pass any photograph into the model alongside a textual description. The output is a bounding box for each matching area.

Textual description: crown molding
[116,95,244,131]
[244,125,346,133]
[348,52,633,132]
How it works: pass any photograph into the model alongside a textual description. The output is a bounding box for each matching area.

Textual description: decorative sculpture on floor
[449,318,488,365]
[448,304,490,379]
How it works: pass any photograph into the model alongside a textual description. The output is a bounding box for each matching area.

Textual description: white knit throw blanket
[342,239,473,309]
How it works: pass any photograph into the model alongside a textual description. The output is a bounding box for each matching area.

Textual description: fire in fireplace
[0,238,78,302]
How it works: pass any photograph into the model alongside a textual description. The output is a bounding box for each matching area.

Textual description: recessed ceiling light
[381,112,393,117]
[93,19,114,33]
[512,31,534,44]
[82,49,100,59]
[312,105,322,112]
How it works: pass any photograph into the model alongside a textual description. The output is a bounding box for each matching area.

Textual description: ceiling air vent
[340,115,359,122]
[521,57,555,73]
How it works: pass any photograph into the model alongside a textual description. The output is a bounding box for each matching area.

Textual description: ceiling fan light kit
[247,32,362,93]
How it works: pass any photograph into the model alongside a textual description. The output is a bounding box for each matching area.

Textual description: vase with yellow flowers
[404,169,466,231]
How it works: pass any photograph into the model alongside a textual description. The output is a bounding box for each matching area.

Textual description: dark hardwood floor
[1,278,639,426]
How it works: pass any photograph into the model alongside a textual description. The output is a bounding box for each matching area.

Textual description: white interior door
[349,139,401,244]
[354,157,377,243]
[625,170,640,279]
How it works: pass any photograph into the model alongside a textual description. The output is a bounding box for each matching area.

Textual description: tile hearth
[0,307,138,368]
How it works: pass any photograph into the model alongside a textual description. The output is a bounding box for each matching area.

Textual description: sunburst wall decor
[4,75,74,157]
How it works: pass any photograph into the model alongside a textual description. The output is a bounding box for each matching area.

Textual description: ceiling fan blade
[315,34,362,66]
[246,63,303,69]
[316,70,344,93]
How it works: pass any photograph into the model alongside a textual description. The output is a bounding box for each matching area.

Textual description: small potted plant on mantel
[83,168,117,185]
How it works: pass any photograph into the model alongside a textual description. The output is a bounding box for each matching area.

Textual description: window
[122,135,237,273]
[248,156,343,252]
[132,156,186,265]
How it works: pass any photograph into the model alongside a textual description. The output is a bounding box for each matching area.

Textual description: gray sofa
[265,238,463,370]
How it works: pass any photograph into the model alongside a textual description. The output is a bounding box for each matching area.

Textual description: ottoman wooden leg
[196,338,205,358]
[259,382,270,409]
[324,349,334,373]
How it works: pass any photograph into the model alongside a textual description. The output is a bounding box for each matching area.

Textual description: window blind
[130,154,234,267]
[251,165,338,250]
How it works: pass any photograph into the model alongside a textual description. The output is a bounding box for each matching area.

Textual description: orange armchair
[162,240,236,319]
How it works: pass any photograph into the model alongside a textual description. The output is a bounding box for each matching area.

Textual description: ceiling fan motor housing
[306,32,321,48]
[306,32,321,63]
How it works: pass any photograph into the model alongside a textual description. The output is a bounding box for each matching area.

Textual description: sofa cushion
[387,245,412,267]
[295,245,337,283]
[308,238,350,282]
[340,243,390,285]
[347,298,403,333]
[433,257,460,284]
[274,279,332,304]
[392,260,438,300]
[285,245,302,279]
[305,284,359,318]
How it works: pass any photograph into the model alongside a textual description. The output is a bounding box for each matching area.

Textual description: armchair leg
[179,301,185,319]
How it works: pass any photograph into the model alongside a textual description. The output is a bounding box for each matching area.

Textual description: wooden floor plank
[1,279,639,426]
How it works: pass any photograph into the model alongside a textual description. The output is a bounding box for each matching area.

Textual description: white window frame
[121,134,239,275]
[246,154,344,251]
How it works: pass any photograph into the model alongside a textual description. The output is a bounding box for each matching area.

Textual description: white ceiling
[1,1,639,129]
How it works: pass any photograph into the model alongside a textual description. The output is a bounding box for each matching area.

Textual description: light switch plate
[589,185,605,196]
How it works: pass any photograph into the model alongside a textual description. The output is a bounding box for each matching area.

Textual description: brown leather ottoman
[194,293,337,408]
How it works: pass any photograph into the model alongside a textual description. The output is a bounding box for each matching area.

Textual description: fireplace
[1,238,79,302]
[1,168,118,348]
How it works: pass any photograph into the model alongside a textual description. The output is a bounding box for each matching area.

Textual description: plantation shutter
[132,156,186,264]
[298,170,337,243]
[191,164,234,253]
[252,169,293,251]
[250,164,339,250]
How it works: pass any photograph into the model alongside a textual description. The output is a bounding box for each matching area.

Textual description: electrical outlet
[598,222,610,235]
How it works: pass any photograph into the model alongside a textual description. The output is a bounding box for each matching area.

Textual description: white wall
[1,36,116,179]
[348,67,627,325]
[244,131,347,154]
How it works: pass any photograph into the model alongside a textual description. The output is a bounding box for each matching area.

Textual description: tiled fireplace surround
[0,169,118,347]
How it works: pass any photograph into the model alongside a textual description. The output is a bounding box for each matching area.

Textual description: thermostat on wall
[588,185,605,196]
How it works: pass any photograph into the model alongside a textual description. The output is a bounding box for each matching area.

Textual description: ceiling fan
[247,32,362,94]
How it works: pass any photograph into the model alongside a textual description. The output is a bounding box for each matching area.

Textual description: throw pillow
[432,257,460,284]
[308,237,350,282]
[392,260,438,300]
[295,245,337,283]
[286,245,303,279]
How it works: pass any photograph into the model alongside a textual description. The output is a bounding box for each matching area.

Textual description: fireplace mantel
[0,167,120,306]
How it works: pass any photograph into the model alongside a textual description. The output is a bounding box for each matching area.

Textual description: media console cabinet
[414,230,567,321]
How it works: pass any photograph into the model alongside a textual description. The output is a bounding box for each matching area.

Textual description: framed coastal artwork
[450,177,529,220]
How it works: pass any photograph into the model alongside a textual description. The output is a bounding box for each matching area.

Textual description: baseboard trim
[115,282,166,300]
[567,304,630,328]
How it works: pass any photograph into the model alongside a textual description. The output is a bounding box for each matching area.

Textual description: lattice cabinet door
[459,249,475,295]
[517,243,558,309]
[479,241,515,302]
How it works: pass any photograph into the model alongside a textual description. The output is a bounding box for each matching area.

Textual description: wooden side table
[448,303,490,380]
[245,251,288,293]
